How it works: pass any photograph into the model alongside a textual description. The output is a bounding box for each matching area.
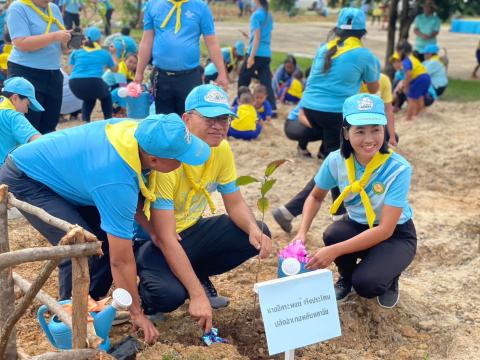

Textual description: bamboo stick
[7,193,97,242]
[0,185,17,359]
[0,242,102,269]
[0,259,60,358]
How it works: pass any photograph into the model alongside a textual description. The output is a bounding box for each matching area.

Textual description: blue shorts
[408,74,431,100]
[228,123,262,140]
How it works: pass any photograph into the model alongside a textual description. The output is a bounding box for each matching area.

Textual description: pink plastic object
[279,240,310,263]
[126,82,142,98]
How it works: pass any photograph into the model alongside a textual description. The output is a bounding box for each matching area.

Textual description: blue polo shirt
[314,150,413,225]
[414,13,441,52]
[423,58,448,89]
[11,119,140,239]
[144,0,215,71]
[248,8,273,58]
[300,45,379,113]
[69,48,115,79]
[7,1,64,70]
[256,99,272,121]
[64,0,83,14]
[0,106,39,165]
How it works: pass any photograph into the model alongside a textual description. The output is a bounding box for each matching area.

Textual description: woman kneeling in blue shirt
[292,93,417,309]
[69,26,117,122]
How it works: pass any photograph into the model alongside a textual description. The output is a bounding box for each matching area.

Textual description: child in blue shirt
[292,93,416,309]
[69,26,118,122]
[0,77,42,165]
[253,84,272,122]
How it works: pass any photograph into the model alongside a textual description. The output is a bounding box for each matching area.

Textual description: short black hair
[339,120,390,158]
[121,27,131,36]
[1,91,27,100]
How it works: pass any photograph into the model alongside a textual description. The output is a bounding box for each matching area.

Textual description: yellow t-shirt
[0,44,13,71]
[118,61,135,82]
[360,73,393,104]
[152,140,238,233]
[231,103,258,131]
[287,78,303,99]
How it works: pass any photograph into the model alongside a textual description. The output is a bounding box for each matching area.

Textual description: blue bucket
[126,92,151,119]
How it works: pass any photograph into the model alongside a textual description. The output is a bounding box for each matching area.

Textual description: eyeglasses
[189,111,232,127]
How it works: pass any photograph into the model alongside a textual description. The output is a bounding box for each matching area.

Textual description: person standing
[238,0,276,115]
[413,0,441,61]
[135,0,228,116]
[61,0,84,30]
[7,0,71,134]
[272,8,380,233]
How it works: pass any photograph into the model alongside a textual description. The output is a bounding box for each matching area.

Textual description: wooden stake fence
[0,185,105,360]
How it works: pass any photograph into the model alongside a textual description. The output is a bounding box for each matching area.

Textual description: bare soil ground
[8,97,480,359]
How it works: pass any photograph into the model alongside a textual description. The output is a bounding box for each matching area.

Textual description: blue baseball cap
[3,77,44,112]
[343,94,386,126]
[337,7,366,30]
[422,44,439,54]
[134,114,211,165]
[235,40,245,57]
[185,84,237,118]
[85,26,102,42]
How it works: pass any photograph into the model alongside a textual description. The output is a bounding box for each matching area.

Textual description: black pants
[69,77,112,122]
[151,67,202,116]
[64,11,80,30]
[7,61,63,134]
[238,55,276,111]
[323,218,417,298]
[104,8,113,35]
[434,85,447,97]
[0,157,112,300]
[134,215,269,315]
[283,108,344,216]
[284,119,323,150]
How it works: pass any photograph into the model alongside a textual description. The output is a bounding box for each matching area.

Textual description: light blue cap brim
[345,112,387,126]
[176,134,211,165]
[28,97,44,112]
[195,106,238,119]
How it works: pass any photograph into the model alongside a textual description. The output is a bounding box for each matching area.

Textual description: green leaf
[236,175,260,186]
[257,197,270,213]
[261,178,277,196]
[264,159,290,177]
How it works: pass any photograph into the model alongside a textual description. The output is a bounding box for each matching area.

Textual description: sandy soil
[7,96,480,359]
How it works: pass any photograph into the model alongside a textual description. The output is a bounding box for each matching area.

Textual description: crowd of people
[0,0,472,348]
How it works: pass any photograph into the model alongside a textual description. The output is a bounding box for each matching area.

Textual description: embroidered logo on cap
[184,128,192,144]
[204,89,229,106]
[357,97,374,111]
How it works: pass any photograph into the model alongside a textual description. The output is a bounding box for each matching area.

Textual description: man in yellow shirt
[134,84,272,333]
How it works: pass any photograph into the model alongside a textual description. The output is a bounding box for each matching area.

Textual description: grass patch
[441,78,480,102]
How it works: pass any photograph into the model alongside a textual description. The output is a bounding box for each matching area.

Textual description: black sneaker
[202,278,229,309]
[377,277,399,309]
[272,206,293,233]
[297,145,312,158]
[335,276,353,303]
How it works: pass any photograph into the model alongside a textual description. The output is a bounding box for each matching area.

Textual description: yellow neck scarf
[330,150,393,228]
[326,36,362,59]
[182,158,216,217]
[161,0,189,34]
[105,121,157,220]
[0,97,17,111]
[83,43,102,52]
[118,61,135,81]
[20,0,66,33]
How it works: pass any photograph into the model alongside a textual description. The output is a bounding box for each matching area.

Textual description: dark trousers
[64,11,80,30]
[69,78,112,122]
[238,55,276,111]
[284,108,344,216]
[134,214,269,314]
[151,67,202,116]
[7,61,63,134]
[104,8,113,35]
[0,157,112,300]
[284,119,323,150]
[323,218,417,298]
[435,85,447,97]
